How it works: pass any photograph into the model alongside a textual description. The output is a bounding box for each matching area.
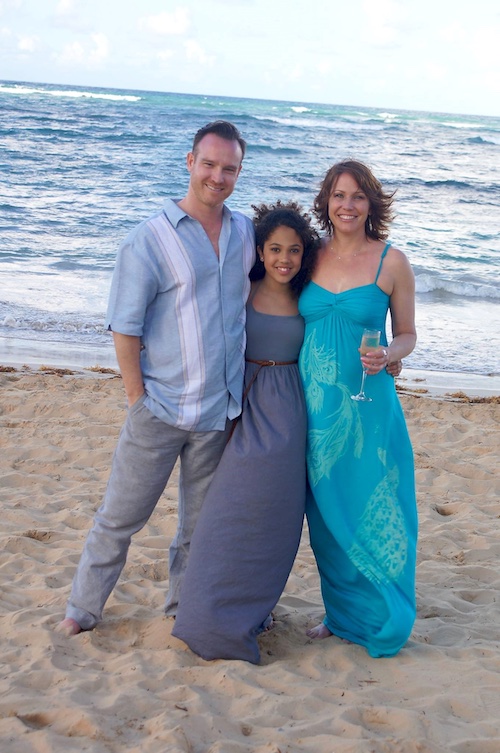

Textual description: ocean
[1,80,499,379]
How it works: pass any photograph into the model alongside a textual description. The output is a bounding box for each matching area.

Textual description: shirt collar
[163,198,232,228]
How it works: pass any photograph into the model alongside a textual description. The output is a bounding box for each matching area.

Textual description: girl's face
[258,225,304,287]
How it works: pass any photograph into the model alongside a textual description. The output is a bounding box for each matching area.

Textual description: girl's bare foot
[57,618,83,636]
[257,613,274,634]
[306,623,332,640]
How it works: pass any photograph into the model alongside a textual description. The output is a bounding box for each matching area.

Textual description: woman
[299,160,418,658]
[172,201,319,664]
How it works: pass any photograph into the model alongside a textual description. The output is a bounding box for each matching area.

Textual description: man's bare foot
[56,618,83,636]
[306,623,332,640]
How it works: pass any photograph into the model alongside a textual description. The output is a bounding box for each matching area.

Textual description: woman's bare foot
[56,618,83,636]
[306,623,332,640]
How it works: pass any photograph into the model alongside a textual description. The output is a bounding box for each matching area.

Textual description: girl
[172,202,319,663]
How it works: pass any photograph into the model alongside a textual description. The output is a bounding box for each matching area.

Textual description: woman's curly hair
[250,200,319,296]
[313,159,396,240]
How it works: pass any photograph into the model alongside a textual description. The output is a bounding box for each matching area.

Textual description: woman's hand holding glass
[361,344,388,375]
[362,349,403,377]
[360,341,403,377]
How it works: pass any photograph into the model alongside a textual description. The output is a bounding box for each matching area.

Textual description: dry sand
[1,366,499,753]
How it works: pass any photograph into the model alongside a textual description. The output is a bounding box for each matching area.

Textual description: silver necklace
[329,242,361,260]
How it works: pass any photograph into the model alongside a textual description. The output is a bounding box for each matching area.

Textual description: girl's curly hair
[250,200,319,296]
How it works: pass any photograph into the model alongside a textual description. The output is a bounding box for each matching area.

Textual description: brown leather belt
[245,358,298,367]
[243,358,297,402]
[227,357,298,443]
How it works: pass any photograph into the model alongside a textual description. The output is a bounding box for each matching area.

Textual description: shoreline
[395,368,500,400]
[1,335,499,400]
[0,334,118,372]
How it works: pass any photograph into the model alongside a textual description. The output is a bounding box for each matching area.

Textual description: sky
[1,0,499,117]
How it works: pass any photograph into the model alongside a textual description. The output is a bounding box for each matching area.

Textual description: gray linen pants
[65,395,230,629]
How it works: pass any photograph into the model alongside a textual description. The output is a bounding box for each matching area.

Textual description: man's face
[186,133,243,209]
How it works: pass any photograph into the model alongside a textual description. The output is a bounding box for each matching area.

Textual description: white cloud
[140,8,190,36]
[316,57,333,77]
[440,21,467,44]
[88,32,109,64]
[157,49,174,62]
[287,63,304,82]
[437,20,500,88]
[55,0,75,15]
[184,39,215,66]
[51,0,91,33]
[361,0,405,46]
[53,32,110,67]
[55,39,85,64]
[18,34,37,52]
[424,62,447,82]
[470,26,500,68]
[0,0,22,16]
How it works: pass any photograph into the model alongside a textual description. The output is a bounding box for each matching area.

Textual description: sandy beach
[1,364,499,753]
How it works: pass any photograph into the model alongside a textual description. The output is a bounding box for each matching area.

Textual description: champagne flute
[351,328,381,402]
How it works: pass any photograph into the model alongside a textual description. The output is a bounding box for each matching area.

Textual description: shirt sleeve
[232,211,256,275]
[105,221,161,336]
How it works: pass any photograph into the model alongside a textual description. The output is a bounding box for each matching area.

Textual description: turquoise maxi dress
[298,244,417,658]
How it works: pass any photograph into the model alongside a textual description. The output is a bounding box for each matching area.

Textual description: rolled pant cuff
[65,605,99,631]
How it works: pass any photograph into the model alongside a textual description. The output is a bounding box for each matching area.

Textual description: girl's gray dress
[172,302,307,663]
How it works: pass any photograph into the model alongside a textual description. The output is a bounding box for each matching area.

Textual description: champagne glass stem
[358,369,367,397]
[352,366,372,401]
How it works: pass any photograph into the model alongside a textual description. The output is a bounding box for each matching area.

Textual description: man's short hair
[192,120,246,159]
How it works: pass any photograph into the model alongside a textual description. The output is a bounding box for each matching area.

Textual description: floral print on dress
[300,328,363,486]
[347,460,407,584]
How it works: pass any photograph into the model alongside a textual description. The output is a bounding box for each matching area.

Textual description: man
[58,120,255,635]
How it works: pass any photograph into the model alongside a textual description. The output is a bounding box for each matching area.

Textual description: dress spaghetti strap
[374,243,391,285]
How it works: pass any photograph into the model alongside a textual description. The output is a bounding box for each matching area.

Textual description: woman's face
[259,225,304,287]
[328,172,370,233]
